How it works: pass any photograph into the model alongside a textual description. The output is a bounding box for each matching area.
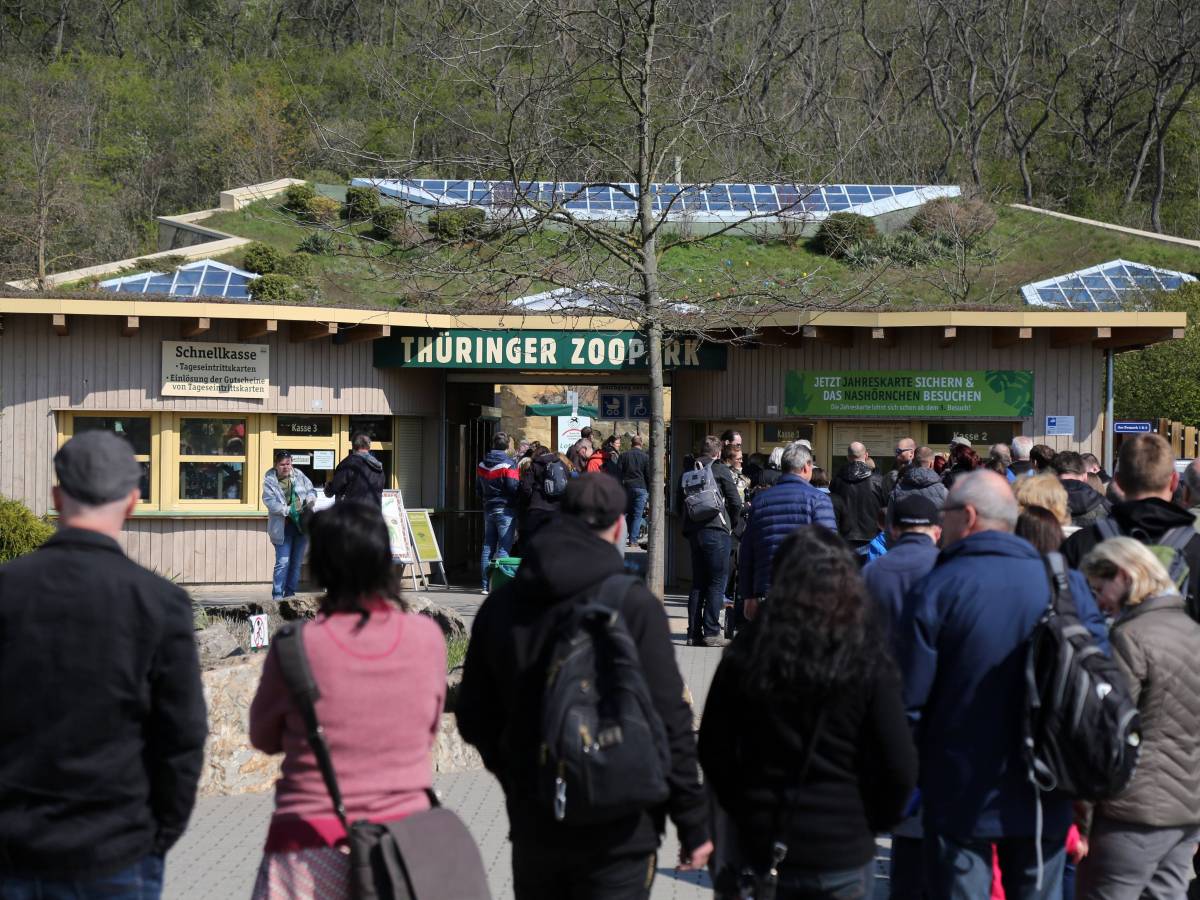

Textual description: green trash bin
[487,556,521,592]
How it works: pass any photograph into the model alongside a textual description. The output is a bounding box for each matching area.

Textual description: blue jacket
[476,451,519,511]
[858,531,889,563]
[898,530,1108,840]
[863,532,940,647]
[737,473,836,598]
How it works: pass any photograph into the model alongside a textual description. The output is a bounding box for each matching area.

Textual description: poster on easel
[381,490,414,564]
[406,508,448,588]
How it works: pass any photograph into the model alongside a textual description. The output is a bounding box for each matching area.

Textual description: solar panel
[1020,259,1196,311]
[99,259,259,300]
[351,178,959,222]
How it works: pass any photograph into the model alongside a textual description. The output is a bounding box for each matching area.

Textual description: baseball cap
[890,494,940,527]
[562,472,626,529]
[54,431,143,505]
[949,435,972,449]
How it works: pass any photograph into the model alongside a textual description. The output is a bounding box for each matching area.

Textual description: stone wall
[198,654,482,798]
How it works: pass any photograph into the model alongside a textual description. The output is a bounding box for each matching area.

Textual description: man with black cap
[457,472,712,899]
[0,431,206,896]
[862,494,942,646]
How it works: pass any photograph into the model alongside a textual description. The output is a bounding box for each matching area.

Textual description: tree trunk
[1150,130,1166,233]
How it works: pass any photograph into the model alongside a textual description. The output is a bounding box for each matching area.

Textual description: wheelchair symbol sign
[628,394,650,419]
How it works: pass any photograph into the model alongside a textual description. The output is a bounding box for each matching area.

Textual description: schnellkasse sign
[785,370,1033,417]
[161,341,270,398]
[373,330,727,371]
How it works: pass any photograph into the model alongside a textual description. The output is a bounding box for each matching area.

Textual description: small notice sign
[161,341,269,399]
[406,509,443,563]
[1046,415,1075,436]
[1114,421,1153,434]
[312,450,336,470]
[249,614,270,649]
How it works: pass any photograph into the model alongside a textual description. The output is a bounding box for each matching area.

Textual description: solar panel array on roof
[351,178,959,222]
[99,259,259,300]
[1020,259,1196,311]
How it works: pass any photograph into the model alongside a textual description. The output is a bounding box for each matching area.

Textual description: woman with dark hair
[941,444,981,489]
[699,527,917,899]
[249,501,447,897]
[1015,504,1066,553]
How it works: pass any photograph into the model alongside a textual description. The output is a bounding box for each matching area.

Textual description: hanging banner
[784,370,1033,418]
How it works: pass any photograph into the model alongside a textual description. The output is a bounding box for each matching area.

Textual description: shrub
[0,497,55,564]
[814,212,876,258]
[343,186,381,222]
[301,195,341,226]
[275,253,312,277]
[282,182,317,214]
[296,232,335,255]
[843,230,951,268]
[911,197,997,247]
[242,242,283,275]
[371,207,425,247]
[248,274,306,303]
[428,206,487,241]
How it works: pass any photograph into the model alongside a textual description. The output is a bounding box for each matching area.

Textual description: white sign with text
[161,341,269,399]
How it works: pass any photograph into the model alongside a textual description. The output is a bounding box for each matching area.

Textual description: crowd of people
[3,426,1199,900]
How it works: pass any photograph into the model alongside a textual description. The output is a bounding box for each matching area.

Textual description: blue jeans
[925,834,1066,900]
[625,487,649,546]
[0,853,164,899]
[271,519,307,598]
[688,529,729,639]
[481,508,515,589]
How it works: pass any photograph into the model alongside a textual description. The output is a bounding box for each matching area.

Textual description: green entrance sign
[784,370,1033,418]
[374,329,727,371]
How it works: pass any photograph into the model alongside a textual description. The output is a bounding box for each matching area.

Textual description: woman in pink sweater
[249,501,446,898]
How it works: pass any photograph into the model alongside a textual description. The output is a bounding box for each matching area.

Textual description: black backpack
[1023,553,1141,802]
[537,573,671,825]
[541,458,569,498]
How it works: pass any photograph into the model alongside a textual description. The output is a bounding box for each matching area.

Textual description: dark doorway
[443,382,498,584]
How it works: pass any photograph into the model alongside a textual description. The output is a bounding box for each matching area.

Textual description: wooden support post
[802,325,853,348]
[181,317,211,339]
[336,324,391,344]
[991,326,1032,348]
[52,314,68,336]
[238,319,278,340]
[939,327,957,348]
[290,320,337,343]
[871,327,897,348]
[121,316,140,337]
[1051,326,1110,348]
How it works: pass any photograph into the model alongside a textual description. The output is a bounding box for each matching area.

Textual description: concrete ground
[167,589,893,899]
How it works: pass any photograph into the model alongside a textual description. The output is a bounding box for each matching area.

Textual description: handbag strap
[273,621,441,829]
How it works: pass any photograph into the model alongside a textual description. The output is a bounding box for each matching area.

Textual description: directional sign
[1114,421,1153,434]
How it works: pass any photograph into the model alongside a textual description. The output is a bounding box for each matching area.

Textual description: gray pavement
[166,591,891,898]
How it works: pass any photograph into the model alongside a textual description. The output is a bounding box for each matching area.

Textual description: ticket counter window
[350,416,394,490]
[178,418,248,500]
[73,415,153,501]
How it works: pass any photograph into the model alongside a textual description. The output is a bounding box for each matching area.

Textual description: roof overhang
[0,298,1186,352]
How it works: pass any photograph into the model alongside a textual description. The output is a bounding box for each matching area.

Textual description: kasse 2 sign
[161,341,270,399]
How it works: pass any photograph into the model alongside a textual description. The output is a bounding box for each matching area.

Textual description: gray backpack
[681,460,725,526]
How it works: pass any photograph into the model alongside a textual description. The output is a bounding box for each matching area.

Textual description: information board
[405,509,443,563]
[380,490,414,564]
[785,370,1033,418]
[161,341,269,398]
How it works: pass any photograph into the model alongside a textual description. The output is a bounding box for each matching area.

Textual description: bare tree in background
[315,0,881,594]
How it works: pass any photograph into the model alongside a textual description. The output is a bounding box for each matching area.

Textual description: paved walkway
[166,591,891,898]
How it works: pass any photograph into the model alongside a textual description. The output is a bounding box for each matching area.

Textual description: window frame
[59,413,159,508]
[168,415,258,509]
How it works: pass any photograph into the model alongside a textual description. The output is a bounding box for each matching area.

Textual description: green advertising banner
[784,370,1033,418]
[373,329,727,371]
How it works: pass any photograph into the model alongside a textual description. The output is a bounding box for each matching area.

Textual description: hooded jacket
[475,450,518,512]
[1099,592,1200,827]
[899,530,1109,839]
[890,465,949,510]
[325,451,385,507]
[1063,497,1200,620]
[262,466,316,545]
[830,460,886,542]
[1062,478,1111,528]
[738,474,837,599]
[456,516,708,860]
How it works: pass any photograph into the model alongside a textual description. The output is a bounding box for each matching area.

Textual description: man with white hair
[897,471,1107,899]
[1010,435,1034,478]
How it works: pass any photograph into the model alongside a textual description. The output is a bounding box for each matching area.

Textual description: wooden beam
[335,324,391,345]
[290,320,337,343]
[181,317,211,339]
[52,313,68,336]
[939,326,957,348]
[1050,326,1110,348]
[991,326,1033,348]
[121,316,139,337]
[802,324,853,348]
[871,327,897,348]
[1095,327,1184,351]
[238,319,277,340]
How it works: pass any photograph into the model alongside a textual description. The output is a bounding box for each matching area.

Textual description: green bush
[242,242,284,275]
[248,273,306,303]
[371,206,425,246]
[282,183,317,214]
[343,186,381,221]
[814,212,876,258]
[301,195,342,226]
[428,206,487,241]
[275,253,312,277]
[0,497,55,564]
[911,197,997,247]
[843,230,951,268]
[296,232,335,255]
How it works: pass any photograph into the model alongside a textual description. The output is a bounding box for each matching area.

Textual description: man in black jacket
[618,434,650,547]
[457,473,712,899]
[324,432,386,507]
[830,441,886,550]
[682,435,742,647]
[1053,450,1111,528]
[0,432,206,894]
[1063,434,1200,620]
